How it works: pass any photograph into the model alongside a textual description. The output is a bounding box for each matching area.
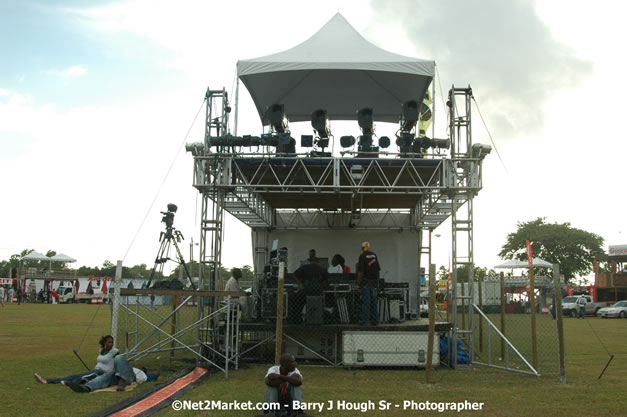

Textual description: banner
[526,240,534,268]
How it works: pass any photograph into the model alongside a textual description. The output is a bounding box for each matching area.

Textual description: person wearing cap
[355,241,381,326]
[224,267,251,319]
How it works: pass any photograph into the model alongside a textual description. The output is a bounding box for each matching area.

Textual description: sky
[1,0,626,280]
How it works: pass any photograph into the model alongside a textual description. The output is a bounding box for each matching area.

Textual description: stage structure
[184,14,491,370]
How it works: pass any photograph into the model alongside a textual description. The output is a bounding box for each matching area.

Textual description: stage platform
[235,319,451,367]
[239,318,451,332]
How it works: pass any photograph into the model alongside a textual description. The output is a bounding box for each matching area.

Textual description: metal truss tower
[188,85,487,367]
[449,86,477,369]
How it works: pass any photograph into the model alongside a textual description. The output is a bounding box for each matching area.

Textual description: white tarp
[495,258,553,269]
[49,253,77,263]
[22,251,49,261]
[237,13,435,124]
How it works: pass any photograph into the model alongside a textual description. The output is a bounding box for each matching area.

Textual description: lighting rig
[194,99,450,158]
[308,108,332,157]
[265,104,296,154]
[396,100,449,157]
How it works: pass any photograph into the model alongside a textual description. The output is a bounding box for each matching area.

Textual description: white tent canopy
[237,13,435,125]
[494,258,553,269]
[22,251,49,261]
[49,253,76,263]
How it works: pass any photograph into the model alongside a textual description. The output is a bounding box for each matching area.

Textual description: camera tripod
[147,224,196,290]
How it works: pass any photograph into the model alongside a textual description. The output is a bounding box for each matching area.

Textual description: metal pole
[478,273,483,352]
[111,260,122,339]
[275,252,287,364]
[500,272,505,360]
[553,264,566,383]
[234,77,240,136]
[426,264,437,383]
[529,266,538,371]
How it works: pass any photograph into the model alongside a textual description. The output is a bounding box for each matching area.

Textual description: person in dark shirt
[290,251,328,324]
[356,241,381,326]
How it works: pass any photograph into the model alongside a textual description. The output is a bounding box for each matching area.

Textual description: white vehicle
[57,285,109,304]
[596,300,627,318]
[561,295,606,317]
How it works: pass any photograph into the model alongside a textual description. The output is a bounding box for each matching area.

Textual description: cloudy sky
[1,0,625,279]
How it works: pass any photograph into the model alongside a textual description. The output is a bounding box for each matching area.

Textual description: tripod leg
[172,239,196,290]
[148,238,171,287]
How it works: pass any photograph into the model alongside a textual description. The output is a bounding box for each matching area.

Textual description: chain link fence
[110,266,563,379]
[470,274,562,378]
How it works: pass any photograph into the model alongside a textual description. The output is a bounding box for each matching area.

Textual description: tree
[499,218,604,283]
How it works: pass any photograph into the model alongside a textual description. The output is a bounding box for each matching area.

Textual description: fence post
[553,264,567,383]
[529,266,538,371]
[111,260,122,340]
[500,272,505,360]
[478,274,483,352]
[426,264,436,383]
[274,255,286,364]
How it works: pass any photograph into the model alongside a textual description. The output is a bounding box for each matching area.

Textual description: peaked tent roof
[495,258,554,269]
[49,253,77,263]
[237,13,435,125]
[22,251,50,261]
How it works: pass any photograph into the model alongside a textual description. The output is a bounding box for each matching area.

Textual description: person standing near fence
[355,241,381,326]
[577,296,587,318]
[0,285,5,308]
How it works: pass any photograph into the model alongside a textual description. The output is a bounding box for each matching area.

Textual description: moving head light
[357,108,374,134]
[266,104,289,134]
[311,109,331,139]
[400,100,419,133]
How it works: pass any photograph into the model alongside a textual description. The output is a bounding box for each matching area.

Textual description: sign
[88,276,112,281]
[608,245,627,257]
[0,278,12,285]
[526,240,534,268]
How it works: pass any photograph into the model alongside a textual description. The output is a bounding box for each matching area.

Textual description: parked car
[596,300,627,318]
[561,295,606,317]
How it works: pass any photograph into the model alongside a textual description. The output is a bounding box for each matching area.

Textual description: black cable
[122,97,207,262]
[471,96,508,175]
[584,317,612,356]
[582,317,615,379]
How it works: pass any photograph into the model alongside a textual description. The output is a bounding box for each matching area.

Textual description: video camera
[160,203,178,228]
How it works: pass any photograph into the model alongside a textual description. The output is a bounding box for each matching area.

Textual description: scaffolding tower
[188,85,488,369]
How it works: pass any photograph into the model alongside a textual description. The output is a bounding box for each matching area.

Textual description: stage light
[301,135,313,147]
[396,132,414,154]
[379,136,391,149]
[400,100,419,133]
[413,136,451,153]
[317,138,330,149]
[359,135,373,148]
[471,143,491,158]
[340,135,356,148]
[265,104,289,134]
[357,108,374,134]
[311,109,331,139]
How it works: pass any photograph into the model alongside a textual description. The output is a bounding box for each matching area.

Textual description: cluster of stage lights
[265,100,446,155]
[189,100,450,155]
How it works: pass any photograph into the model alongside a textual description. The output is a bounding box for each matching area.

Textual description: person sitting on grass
[34,335,118,385]
[65,354,160,393]
[261,353,310,417]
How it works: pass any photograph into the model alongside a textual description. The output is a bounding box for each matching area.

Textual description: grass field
[0,303,625,417]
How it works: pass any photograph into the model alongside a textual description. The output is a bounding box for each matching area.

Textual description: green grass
[1,303,626,417]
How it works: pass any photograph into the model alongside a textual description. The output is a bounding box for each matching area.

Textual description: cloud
[62,65,87,78]
[368,0,592,140]
[0,88,8,97]
[47,65,87,80]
